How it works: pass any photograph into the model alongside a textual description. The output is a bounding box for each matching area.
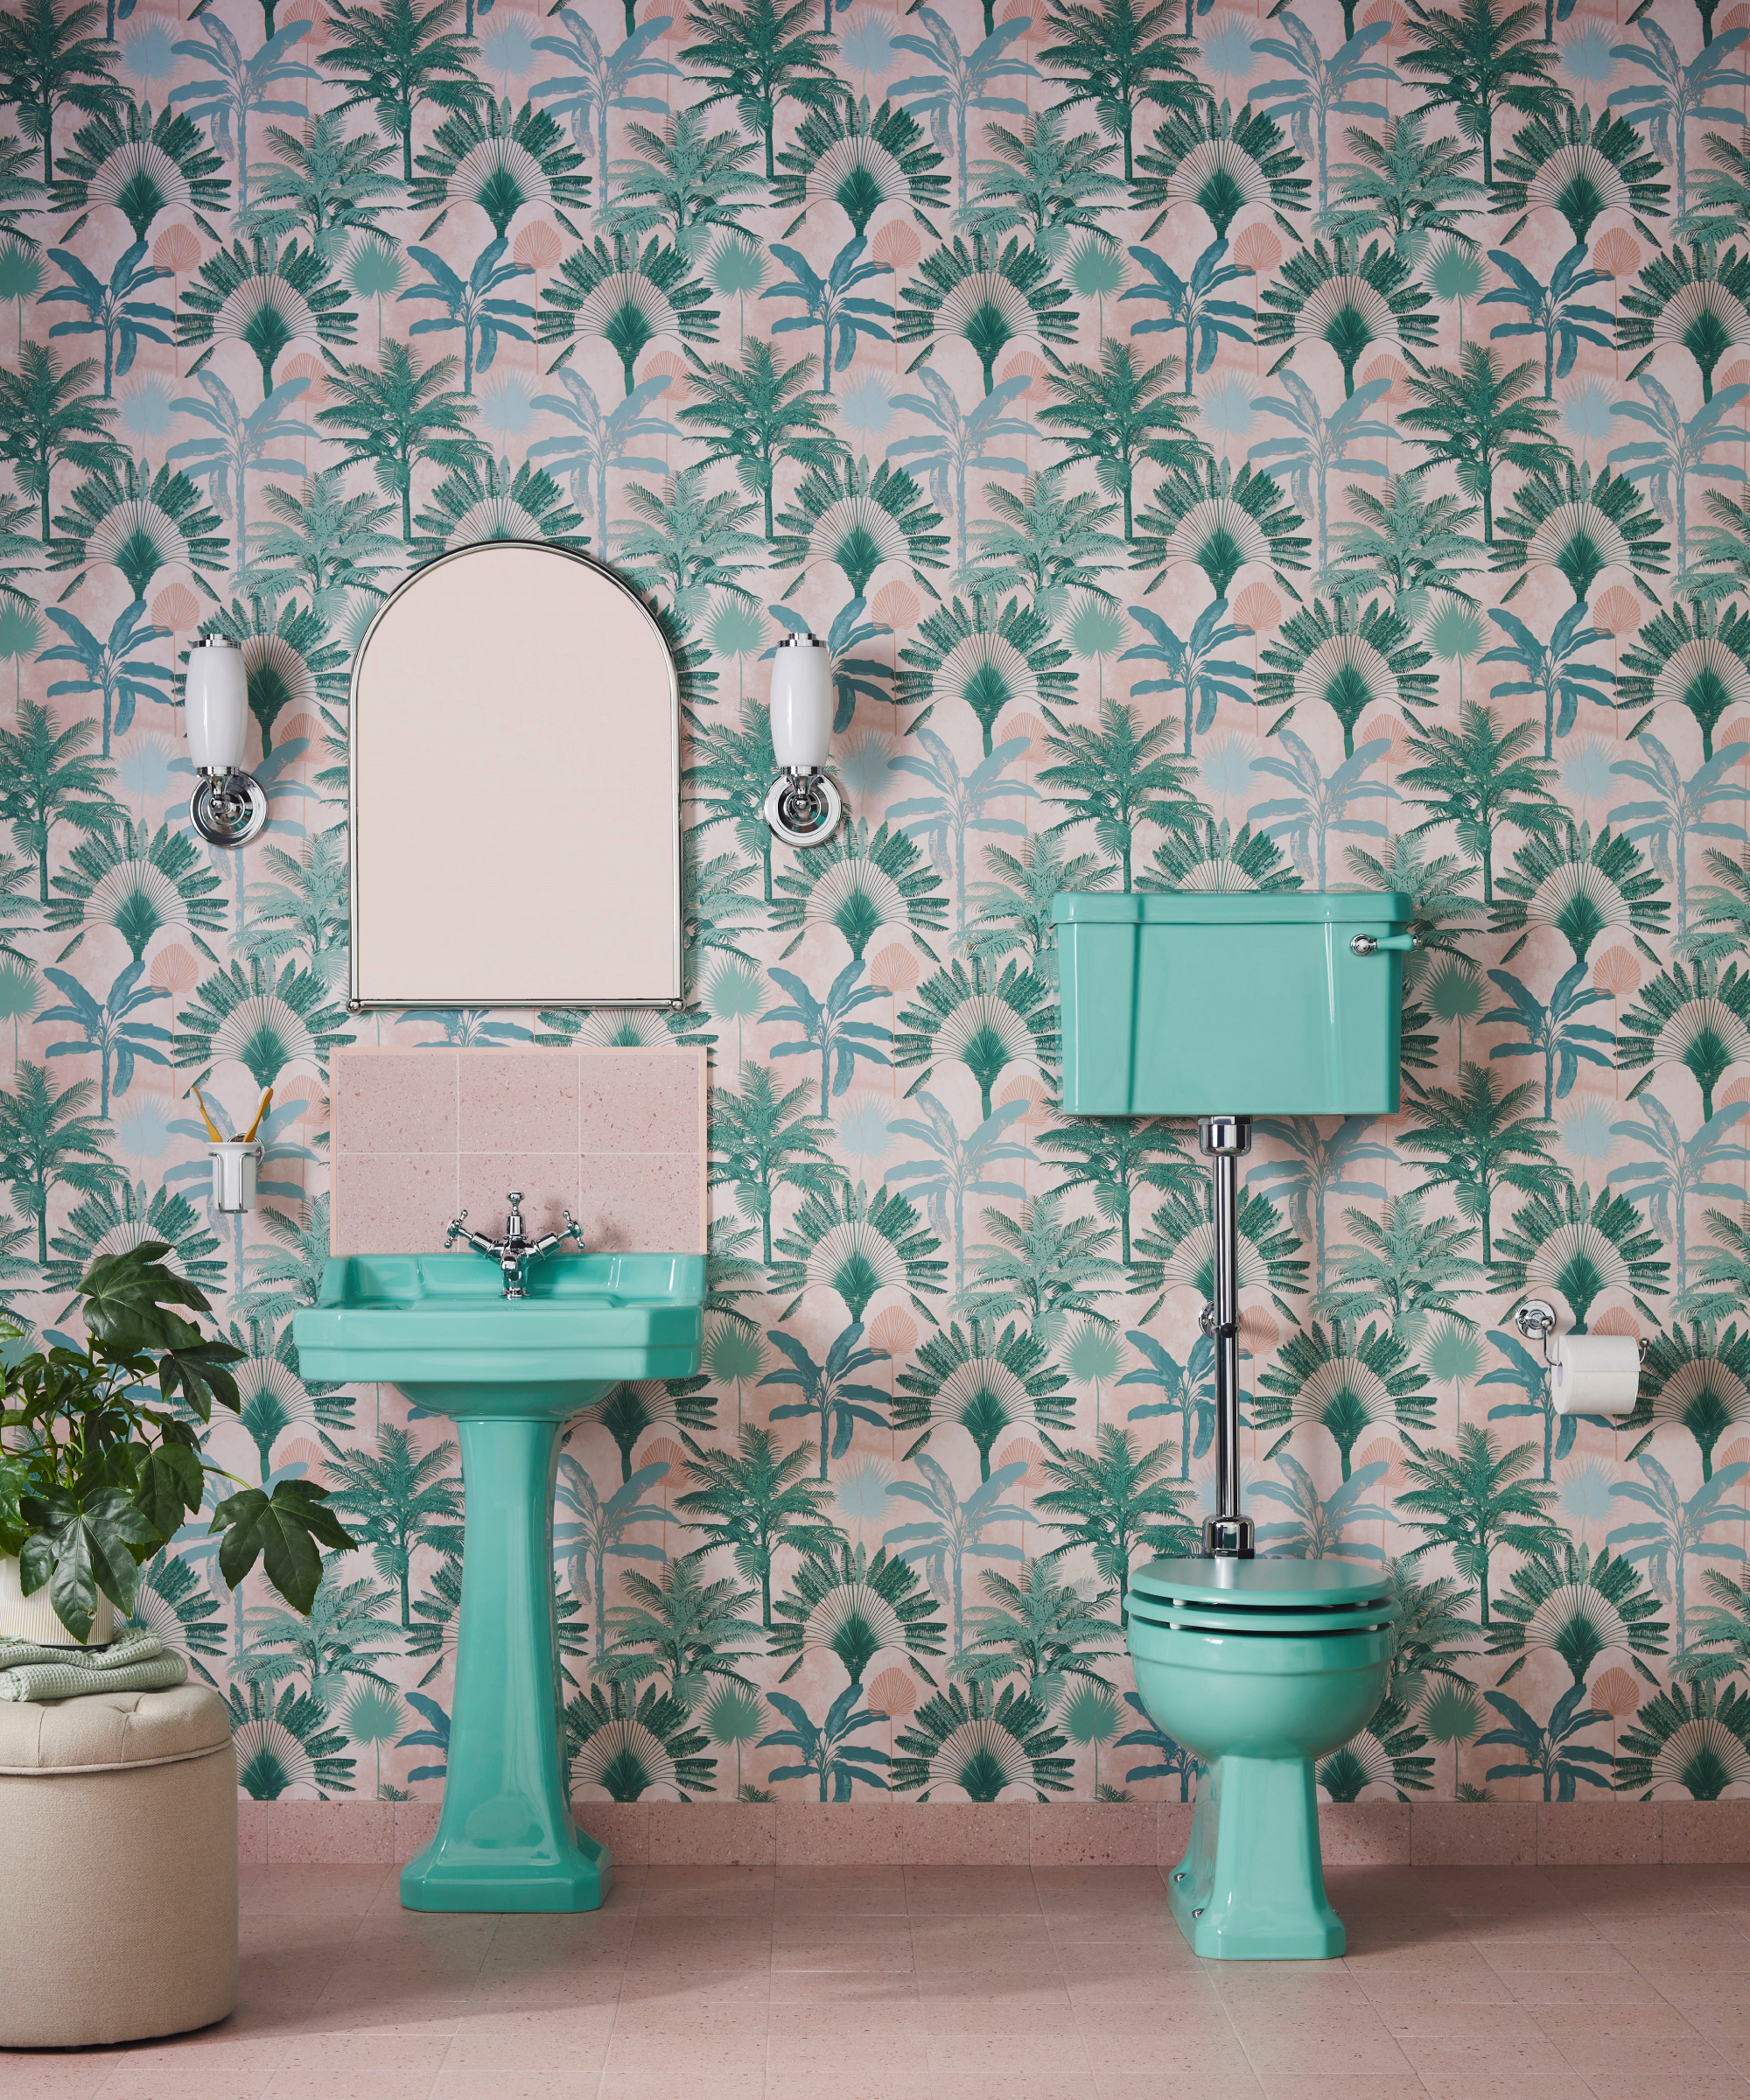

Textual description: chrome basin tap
[444,1191,582,1298]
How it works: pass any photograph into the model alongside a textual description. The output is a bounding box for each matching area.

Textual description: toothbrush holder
[211,1139,262,1214]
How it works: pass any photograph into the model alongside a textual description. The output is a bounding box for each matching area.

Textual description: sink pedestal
[292,1251,706,1916]
[399,1396,610,1914]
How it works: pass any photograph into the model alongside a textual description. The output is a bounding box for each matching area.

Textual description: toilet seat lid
[1127,1556,1392,1614]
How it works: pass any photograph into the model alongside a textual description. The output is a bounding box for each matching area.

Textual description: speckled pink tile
[331,1152,460,1256]
[900,1805,1031,1866]
[457,1050,578,1153]
[1322,1802,1411,1866]
[239,1798,270,1866]
[457,1156,582,1241]
[573,1800,649,1866]
[1411,1802,1539,1866]
[775,1804,907,1866]
[577,1152,704,1253]
[272,1799,396,1864]
[578,1049,706,1153]
[332,1050,458,1155]
[1158,1801,1194,1866]
[396,1801,443,1863]
[1027,1804,1157,1866]
[648,1802,776,1866]
[1540,1802,1662,1866]
[1665,1802,1750,1862]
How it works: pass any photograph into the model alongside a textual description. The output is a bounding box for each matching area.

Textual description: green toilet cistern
[1052,892,1419,1961]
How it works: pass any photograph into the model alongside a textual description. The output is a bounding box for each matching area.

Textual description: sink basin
[298,1250,705,1404]
[295,1250,704,1914]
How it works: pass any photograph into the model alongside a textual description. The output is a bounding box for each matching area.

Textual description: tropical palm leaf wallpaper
[4,0,1750,1816]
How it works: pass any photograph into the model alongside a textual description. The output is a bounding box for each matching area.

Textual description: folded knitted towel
[0,1627,188,1704]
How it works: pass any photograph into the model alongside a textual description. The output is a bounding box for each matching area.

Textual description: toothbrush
[242,1087,273,1142]
[190,1087,223,1143]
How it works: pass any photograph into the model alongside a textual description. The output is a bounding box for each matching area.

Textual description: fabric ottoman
[0,1684,237,2048]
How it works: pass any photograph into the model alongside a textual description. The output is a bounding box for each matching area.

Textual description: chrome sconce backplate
[764,766,843,849]
[190,768,269,848]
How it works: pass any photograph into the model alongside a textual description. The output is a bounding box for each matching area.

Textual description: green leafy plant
[0,1242,353,1641]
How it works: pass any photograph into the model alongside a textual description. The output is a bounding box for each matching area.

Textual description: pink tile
[271,1799,396,1865]
[240,1864,395,1912]
[1410,1802,1539,1866]
[457,1050,578,1153]
[239,1798,270,1866]
[332,1050,458,1155]
[1539,1802,1662,1866]
[573,1800,649,1865]
[578,1049,706,1153]
[577,1152,704,1254]
[1321,1802,1411,1866]
[900,1805,1031,1866]
[900,1866,1040,1911]
[648,1802,776,1866]
[1027,1804,1157,1866]
[396,1800,443,1862]
[775,1803,907,1865]
[1157,1801,1194,1867]
[774,1867,908,1912]
[331,1152,460,1256]
[1664,1801,1750,1863]
[457,1155,583,1242]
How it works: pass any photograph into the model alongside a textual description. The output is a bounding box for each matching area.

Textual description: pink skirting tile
[574,1800,649,1866]
[272,1798,396,1864]
[775,1804,907,1865]
[1663,1801,1750,1863]
[648,1802,775,1866]
[1156,1800,1194,1867]
[1539,1802,1662,1866]
[1410,1802,1539,1866]
[1027,1803,1158,1866]
[238,1798,270,1866]
[1321,1802,1411,1866]
[899,1804,1030,1866]
[395,1800,443,1862]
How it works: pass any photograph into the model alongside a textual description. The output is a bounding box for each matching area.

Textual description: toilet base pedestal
[1167,1754,1344,1960]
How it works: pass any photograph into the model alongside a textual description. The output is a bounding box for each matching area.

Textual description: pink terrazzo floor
[6,1862,1750,2100]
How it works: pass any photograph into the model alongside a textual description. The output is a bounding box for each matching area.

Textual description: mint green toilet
[1053,891,1416,1960]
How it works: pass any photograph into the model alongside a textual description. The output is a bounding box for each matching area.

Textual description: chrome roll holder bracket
[1513,1297,1648,1366]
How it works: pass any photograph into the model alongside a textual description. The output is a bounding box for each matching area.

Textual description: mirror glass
[349,543,681,1009]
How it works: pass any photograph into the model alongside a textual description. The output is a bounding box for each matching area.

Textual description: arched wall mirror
[348,542,682,1010]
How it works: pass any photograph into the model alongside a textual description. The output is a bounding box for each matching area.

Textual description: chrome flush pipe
[1199,1115,1254,1558]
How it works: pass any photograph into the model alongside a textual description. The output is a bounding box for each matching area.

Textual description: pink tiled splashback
[328,1048,707,1257]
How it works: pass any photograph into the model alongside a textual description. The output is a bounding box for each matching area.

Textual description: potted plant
[0,1242,352,1647]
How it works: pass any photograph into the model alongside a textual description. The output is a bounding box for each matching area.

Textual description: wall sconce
[764,632,842,849]
[186,634,266,847]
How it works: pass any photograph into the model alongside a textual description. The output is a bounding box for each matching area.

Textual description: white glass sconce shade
[771,634,834,768]
[186,635,267,847]
[186,635,249,771]
[764,633,842,848]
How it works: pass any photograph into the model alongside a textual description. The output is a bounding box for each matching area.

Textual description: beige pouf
[0,1684,238,2048]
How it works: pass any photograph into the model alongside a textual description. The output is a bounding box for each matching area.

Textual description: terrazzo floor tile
[18,1861,1750,2096]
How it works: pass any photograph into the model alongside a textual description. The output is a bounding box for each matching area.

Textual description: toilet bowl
[1126,1558,1399,1960]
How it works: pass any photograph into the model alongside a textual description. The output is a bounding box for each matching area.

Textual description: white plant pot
[0,1555,113,1648]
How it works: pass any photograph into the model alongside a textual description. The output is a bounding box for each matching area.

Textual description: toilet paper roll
[1549,1334,1642,1418]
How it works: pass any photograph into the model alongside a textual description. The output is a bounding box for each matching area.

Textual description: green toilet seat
[1125,1557,1399,1963]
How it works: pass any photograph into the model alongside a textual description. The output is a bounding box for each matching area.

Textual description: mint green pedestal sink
[295,1251,704,1913]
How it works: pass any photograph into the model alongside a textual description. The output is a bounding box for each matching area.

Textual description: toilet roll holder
[1513,1299,1648,1365]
